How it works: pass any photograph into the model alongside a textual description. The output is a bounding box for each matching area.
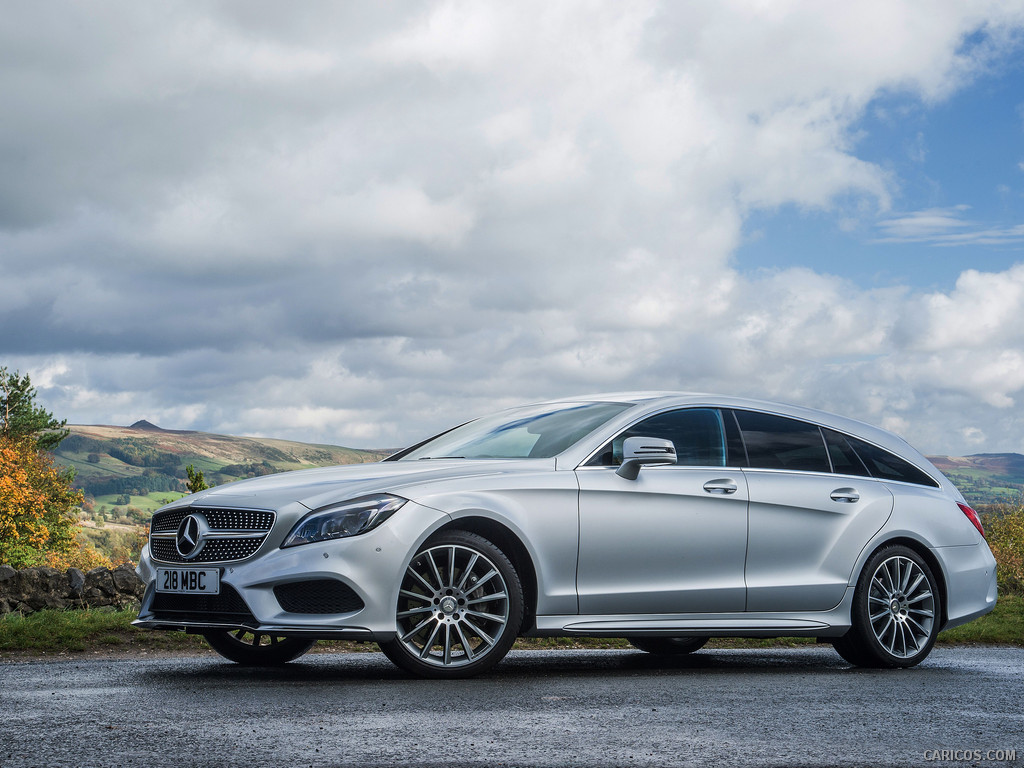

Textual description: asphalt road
[1,646,1021,768]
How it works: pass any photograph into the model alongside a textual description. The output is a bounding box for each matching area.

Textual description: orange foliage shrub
[44,544,112,571]
[0,436,100,569]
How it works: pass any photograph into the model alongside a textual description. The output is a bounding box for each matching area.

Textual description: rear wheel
[202,630,315,665]
[380,530,524,678]
[628,636,709,655]
[833,545,939,668]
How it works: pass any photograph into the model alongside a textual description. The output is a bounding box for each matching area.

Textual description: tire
[202,630,315,666]
[380,530,524,679]
[833,545,939,669]
[628,636,709,655]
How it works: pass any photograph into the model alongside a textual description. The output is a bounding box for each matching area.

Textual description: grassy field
[92,492,187,514]
[945,470,1024,506]
[2,595,1018,659]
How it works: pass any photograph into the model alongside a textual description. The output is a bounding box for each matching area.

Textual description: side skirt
[527,587,855,639]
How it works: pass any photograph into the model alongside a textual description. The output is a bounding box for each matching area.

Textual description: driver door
[575,408,749,615]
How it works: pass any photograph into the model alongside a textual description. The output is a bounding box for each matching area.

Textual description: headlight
[281,494,407,548]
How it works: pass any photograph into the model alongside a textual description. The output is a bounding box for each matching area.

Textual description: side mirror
[615,436,677,480]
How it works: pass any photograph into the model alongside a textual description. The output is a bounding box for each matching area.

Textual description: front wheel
[202,630,315,666]
[628,636,709,655]
[380,531,524,678]
[833,545,939,668]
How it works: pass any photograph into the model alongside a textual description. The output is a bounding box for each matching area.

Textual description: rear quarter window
[844,434,940,488]
[822,428,872,478]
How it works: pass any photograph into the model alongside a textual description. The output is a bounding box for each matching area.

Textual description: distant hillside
[927,453,1024,507]
[55,422,390,508]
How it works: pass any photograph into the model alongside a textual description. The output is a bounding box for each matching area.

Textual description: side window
[588,408,727,467]
[734,410,831,473]
[845,434,940,488]
[822,428,872,478]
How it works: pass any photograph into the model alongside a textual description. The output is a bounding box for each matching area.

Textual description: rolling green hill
[928,453,1024,507]
[55,421,390,525]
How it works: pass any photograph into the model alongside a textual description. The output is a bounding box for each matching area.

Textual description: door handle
[703,479,738,495]
[830,488,860,503]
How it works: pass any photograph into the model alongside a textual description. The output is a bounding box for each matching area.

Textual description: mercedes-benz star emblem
[439,596,458,615]
[175,514,207,559]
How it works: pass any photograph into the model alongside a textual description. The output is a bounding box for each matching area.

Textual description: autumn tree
[0,435,109,569]
[0,367,109,569]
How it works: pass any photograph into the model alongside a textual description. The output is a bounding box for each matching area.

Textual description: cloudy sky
[3,1,1024,455]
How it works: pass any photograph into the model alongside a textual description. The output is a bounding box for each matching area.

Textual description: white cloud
[961,426,987,447]
[876,206,974,240]
[3,1,1024,456]
[309,182,476,247]
[875,206,1024,245]
[909,264,1024,351]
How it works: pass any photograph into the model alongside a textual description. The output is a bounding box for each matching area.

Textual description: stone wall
[0,564,145,615]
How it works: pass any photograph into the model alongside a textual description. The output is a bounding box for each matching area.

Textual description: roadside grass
[0,609,205,655]
[2,595,1019,659]
[936,593,1022,645]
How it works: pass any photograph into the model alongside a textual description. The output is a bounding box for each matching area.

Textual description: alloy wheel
[395,543,512,668]
[867,554,936,659]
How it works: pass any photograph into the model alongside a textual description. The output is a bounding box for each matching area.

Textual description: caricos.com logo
[923,749,1017,762]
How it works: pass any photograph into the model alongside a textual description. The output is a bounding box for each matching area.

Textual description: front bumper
[133,499,450,642]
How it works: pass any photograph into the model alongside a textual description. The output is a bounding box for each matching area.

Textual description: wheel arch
[428,516,539,634]
[860,536,949,629]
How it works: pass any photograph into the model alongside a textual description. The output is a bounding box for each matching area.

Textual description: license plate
[156,568,220,595]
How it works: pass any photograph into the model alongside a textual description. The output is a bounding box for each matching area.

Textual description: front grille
[151,583,257,626]
[152,508,275,533]
[274,580,365,614]
[150,506,275,564]
[151,537,268,563]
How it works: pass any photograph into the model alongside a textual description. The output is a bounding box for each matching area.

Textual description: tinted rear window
[845,434,940,488]
[733,410,831,473]
[822,428,872,478]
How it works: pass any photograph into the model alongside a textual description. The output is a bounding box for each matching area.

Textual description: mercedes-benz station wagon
[134,393,996,677]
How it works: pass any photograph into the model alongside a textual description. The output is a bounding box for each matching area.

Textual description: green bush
[982,504,1024,595]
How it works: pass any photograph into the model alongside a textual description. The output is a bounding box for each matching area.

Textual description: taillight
[957,503,985,538]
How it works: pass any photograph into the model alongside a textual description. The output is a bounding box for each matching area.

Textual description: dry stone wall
[0,564,145,615]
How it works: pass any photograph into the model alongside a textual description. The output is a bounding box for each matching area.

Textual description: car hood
[167,458,557,512]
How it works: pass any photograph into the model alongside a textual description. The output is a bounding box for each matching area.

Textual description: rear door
[733,410,894,612]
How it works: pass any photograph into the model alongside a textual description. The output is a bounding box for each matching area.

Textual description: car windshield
[397,401,632,460]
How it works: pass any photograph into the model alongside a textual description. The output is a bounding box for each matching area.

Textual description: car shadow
[136,645,910,687]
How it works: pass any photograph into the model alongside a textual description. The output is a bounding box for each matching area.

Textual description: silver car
[134,393,997,677]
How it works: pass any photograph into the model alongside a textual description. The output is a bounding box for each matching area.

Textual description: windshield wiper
[417,456,466,460]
